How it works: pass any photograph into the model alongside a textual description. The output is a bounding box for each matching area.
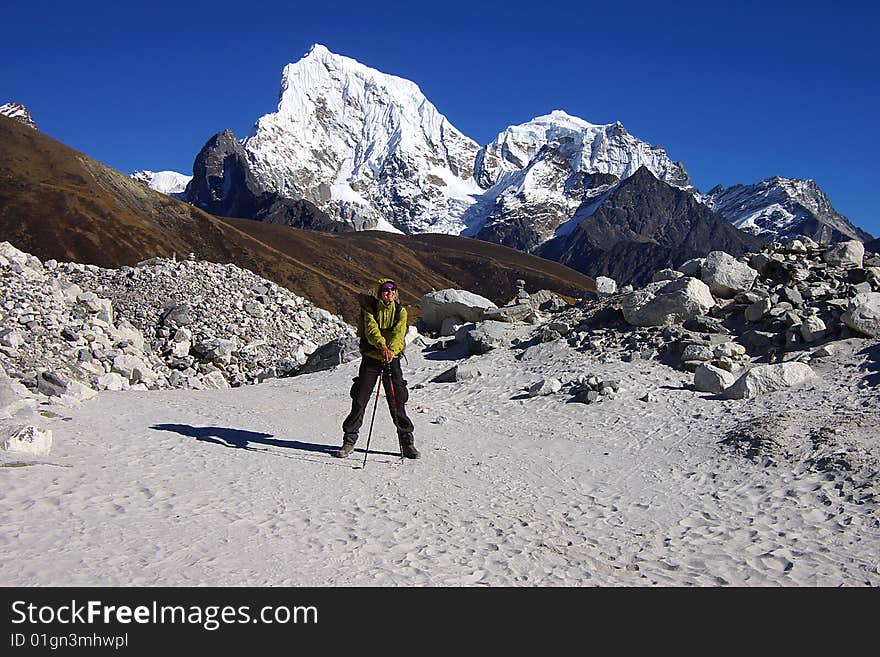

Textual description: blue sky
[3,0,878,237]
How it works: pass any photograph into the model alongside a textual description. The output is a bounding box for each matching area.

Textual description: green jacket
[360,278,408,361]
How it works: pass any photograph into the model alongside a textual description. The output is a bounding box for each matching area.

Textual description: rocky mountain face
[228,44,482,233]
[536,167,765,286]
[465,112,693,251]
[185,129,341,231]
[0,103,36,129]
[176,46,871,269]
[184,47,695,245]
[704,177,872,244]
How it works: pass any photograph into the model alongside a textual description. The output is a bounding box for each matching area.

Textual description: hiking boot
[334,442,356,458]
[398,436,420,459]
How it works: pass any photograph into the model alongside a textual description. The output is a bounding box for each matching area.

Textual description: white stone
[724,362,817,399]
[202,370,230,389]
[693,363,736,394]
[800,315,827,343]
[527,378,562,397]
[622,277,715,327]
[97,372,126,391]
[420,289,497,332]
[111,318,145,351]
[0,328,25,348]
[595,276,617,295]
[841,292,880,337]
[2,425,53,456]
[823,240,864,268]
[701,251,758,298]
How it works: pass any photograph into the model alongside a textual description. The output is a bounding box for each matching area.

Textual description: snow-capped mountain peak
[0,102,37,129]
[704,176,872,243]
[241,44,482,233]
[474,110,691,192]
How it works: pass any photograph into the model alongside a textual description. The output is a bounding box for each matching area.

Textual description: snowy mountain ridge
[704,176,871,244]
[148,45,870,249]
[474,110,692,192]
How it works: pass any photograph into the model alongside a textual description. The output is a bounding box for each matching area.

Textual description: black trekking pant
[342,356,415,443]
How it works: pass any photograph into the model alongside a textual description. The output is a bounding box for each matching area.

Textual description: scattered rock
[724,362,817,399]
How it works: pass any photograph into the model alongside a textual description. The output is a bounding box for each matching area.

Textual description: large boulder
[693,363,736,394]
[724,362,816,399]
[823,240,864,268]
[481,304,535,323]
[622,277,715,327]
[297,334,360,375]
[420,289,497,333]
[456,320,514,355]
[840,292,880,337]
[700,251,758,298]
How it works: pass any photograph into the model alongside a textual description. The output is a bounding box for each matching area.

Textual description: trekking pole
[386,364,402,457]
[361,364,385,469]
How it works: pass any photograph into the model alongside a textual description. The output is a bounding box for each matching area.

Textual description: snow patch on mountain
[0,102,37,129]
[131,170,192,199]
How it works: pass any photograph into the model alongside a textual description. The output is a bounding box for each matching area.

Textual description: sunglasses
[381,284,396,292]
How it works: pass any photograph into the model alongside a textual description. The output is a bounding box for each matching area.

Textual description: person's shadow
[149,424,400,457]
[150,423,337,455]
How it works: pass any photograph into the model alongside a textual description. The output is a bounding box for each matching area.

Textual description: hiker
[335,278,420,459]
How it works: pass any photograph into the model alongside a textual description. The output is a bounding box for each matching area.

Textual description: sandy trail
[1,337,878,586]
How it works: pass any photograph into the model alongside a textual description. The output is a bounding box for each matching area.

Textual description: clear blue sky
[3,0,878,237]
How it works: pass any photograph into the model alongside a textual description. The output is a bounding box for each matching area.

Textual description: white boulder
[2,425,53,456]
[841,292,880,337]
[700,251,758,298]
[823,240,864,268]
[420,289,497,333]
[622,277,715,327]
[527,378,563,397]
[724,362,817,399]
[595,276,617,295]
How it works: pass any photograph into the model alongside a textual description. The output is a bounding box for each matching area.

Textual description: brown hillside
[0,115,595,323]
